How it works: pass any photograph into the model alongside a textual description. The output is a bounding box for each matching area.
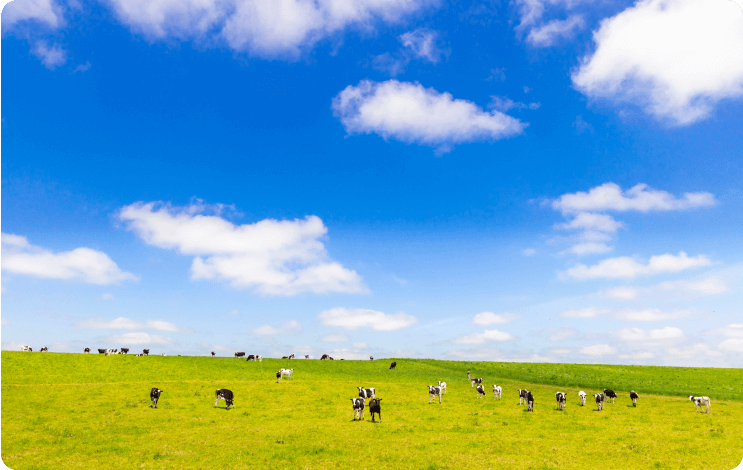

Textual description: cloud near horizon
[563,252,712,280]
[318,307,417,331]
[76,317,187,332]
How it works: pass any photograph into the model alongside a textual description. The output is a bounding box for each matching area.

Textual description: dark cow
[470,377,483,388]
[40,347,48,352]
[98,349,107,354]
[595,393,605,411]
[150,388,163,408]
[475,384,486,399]
[235,352,246,358]
[84,348,91,354]
[321,354,330,360]
[121,348,129,354]
[630,390,639,407]
[370,356,374,361]
[214,389,234,408]
[358,387,376,400]
[276,371,282,384]
[526,391,535,412]
[282,356,288,359]
[246,355,256,361]
[555,392,567,411]
[211,351,215,357]
[389,361,397,369]
[305,355,310,359]
[143,349,149,356]
[603,388,618,404]
[288,354,295,359]
[369,398,382,422]
[351,398,365,421]
[518,389,529,405]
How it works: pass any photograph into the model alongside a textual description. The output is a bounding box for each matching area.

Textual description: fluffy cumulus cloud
[118,201,366,296]
[472,312,519,326]
[1,233,138,285]
[602,276,729,301]
[451,329,515,344]
[318,307,417,331]
[332,80,526,153]
[563,252,712,280]
[76,317,186,332]
[251,320,301,336]
[106,332,173,345]
[579,344,616,356]
[573,0,743,125]
[31,41,67,69]
[104,0,435,57]
[1,0,63,29]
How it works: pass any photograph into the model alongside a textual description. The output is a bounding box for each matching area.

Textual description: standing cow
[84,348,91,354]
[389,361,397,369]
[150,388,163,408]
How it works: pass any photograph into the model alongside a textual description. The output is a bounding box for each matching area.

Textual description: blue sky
[2,0,742,366]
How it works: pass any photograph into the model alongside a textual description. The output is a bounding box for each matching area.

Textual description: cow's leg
[214,397,219,407]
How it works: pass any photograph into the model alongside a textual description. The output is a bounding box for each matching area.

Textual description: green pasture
[2,352,742,469]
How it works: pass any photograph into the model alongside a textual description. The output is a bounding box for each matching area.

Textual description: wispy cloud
[472,312,519,326]
[76,317,187,332]
[451,329,515,344]
[562,252,712,280]
[251,321,301,336]
[318,308,417,331]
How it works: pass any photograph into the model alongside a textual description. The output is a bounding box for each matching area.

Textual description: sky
[1,0,742,366]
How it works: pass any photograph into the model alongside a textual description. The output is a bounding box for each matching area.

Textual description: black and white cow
[246,355,256,361]
[40,347,48,352]
[150,388,163,408]
[370,356,374,361]
[321,354,330,360]
[20,345,32,352]
[630,390,639,407]
[305,355,310,359]
[470,377,483,388]
[493,385,502,400]
[428,385,442,404]
[369,398,382,422]
[97,349,107,354]
[235,352,245,358]
[555,392,566,411]
[288,354,295,359]
[214,389,234,408]
[351,397,365,421]
[280,368,294,380]
[603,389,617,404]
[104,349,114,356]
[276,371,282,384]
[578,391,587,406]
[256,355,263,362]
[121,348,129,354]
[475,384,486,398]
[518,389,529,405]
[389,361,397,369]
[211,351,215,357]
[358,387,376,400]
[438,381,447,395]
[143,349,149,356]
[595,393,605,411]
[282,356,288,359]
[526,391,535,412]
[84,348,91,354]
[689,395,711,413]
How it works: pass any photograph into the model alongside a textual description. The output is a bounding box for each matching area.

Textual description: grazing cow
[370,356,374,361]
[493,385,502,400]
[428,385,442,404]
[246,355,256,362]
[105,349,113,356]
[256,355,263,362]
[321,354,330,360]
[40,347,48,352]
[150,388,163,408]
[603,389,617,404]
[595,393,605,411]
[351,398,365,421]
[121,348,129,354]
[555,392,567,411]
[84,348,91,354]
[475,384,486,398]
[282,356,288,359]
[214,389,234,408]
[211,351,215,357]
[358,387,376,400]
[276,371,282,384]
[97,349,107,354]
[518,389,529,405]
[161,353,166,356]
[143,349,149,356]
[134,354,143,356]
[235,352,245,358]
[526,391,535,412]
[689,395,711,413]
[578,391,587,406]
[288,354,295,359]
[280,368,294,380]
[369,398,382,422]
[438,381,447,395]
[305,355,310,359]
[470,377,483,388]
[328,357,334,360]
[630,390,639,407]
[467,371,471,380]
[20,345,32,352]
[389,361,397,369]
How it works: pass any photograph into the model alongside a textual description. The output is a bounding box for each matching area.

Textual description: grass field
[2,352,742,469]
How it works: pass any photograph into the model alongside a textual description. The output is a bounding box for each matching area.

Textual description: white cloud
[563,252,712,280]
[321,332,350,343]
[562,242,613,255]
[76,317,186,332]
[73,61,92,73]
[451,329,516,344]
[107,332,173,345]
[527,15,584,46]
[705,323,743,338]
[472,312,519,326]
[602,276,730,301]
[332,80,526,153]
[445,347,555,362]
[251,320,301,336]
[1,0,62,29]
[353,342,369,349]
[561,306,610,318]
[617,326,685,342]
[118,201,366,296]
[718,338,743,352]
[318,307,417,331]
[32,41,67,69]
[666,343,722,359]
[545,326,578,341]
[522,248,537,256]
[489,96,541,112]
[399,28,444,64]
[561,306,688,321]
[556,212,623,233]
[579,344,616,356]
[99,293,115,301]
[105,0,435,58]
[618,351,655,360]
[1,233,138,285]
[573,0,743,125]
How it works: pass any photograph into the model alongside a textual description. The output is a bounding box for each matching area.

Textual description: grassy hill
[2,352,742,469]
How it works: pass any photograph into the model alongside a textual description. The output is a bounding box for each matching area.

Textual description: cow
[493,385,502,400]
[288,354,295,359]
[40,347,48,352]
[321,354,330,360]
[105,349,113,356]
[235,352,245,358]
[282,356,288,359]
[467,371,471,380]
[20,345,32,352]
[630,390,639,407]
[246,355,256,362]
[305,355,310,359]
[83,348,90,354]
[214,389,234,408]
[256,355,263,362]
[328,356,334,360]
[121,348,129,354]
[438,381,447,395]
[358,387,376,400]
[134,354,143,356]
[280,368,294,380]
[150,388,163,408]
[475,384,486,398]
[526,391,535,412]
[470,377,483,388]
[603,389,617,404]
[161,353,166,356]
[389,361,397,369]
[370,356,374,361]
[555,392,567,411]
[143,349,149,356]
[518,389,529,405]
[689,395,711,413]
[211,351,215,357]
[98,349,107,354]
[369,398,382,422]
[578,391,587,406]
[428,385,442,404]
[276,371,282,384]
[595,393,605,411]
[351,398,365,421]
